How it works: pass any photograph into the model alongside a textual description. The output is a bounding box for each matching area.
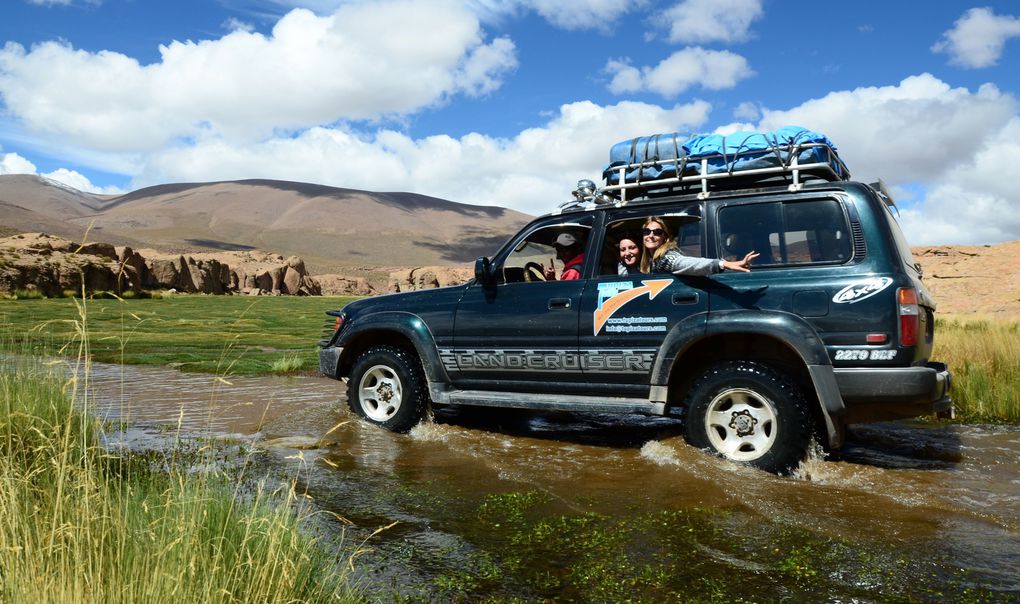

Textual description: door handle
[672,293,699,305]
[548,298,571,310]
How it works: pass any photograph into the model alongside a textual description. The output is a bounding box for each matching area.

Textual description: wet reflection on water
[85,362,1020,601]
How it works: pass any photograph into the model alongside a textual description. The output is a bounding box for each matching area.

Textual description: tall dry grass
[0,298,362,603]
[934,318,1020,424]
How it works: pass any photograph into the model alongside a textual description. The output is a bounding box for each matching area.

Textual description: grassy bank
[0,355,360,603]
[0,295,358,375]
[934,317,1020,424]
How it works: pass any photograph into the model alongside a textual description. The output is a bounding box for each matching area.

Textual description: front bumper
[319,346,343,379]
[834,361,952,423]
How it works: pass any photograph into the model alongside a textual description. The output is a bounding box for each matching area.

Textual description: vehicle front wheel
[682,361,812,474]
[346,345,429,432]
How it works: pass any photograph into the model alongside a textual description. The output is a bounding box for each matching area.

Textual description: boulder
[388,266,473,292]
[311,274,376,296]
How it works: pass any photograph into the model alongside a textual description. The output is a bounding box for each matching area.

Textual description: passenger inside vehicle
[642,217,758,274]
[617,232,642,275]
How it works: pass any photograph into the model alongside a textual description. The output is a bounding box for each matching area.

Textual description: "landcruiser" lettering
[439,349,655,373]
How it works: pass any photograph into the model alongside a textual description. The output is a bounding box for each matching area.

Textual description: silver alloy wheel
[704,387,777,461]
[357,364,403,422]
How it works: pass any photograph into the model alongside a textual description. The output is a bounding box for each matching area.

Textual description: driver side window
[499,217,593,284]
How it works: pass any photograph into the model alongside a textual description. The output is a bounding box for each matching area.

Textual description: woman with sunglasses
[640,217,759,275]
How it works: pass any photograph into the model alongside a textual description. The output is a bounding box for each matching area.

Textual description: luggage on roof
[600,126,850,202]
[603,132,686,185]
[683,126,845,177]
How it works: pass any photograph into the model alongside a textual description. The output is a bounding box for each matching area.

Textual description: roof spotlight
[572,179,596,201]
[593,191,615,205]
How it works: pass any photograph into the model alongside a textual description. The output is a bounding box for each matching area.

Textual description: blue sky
[2,0,1020,245]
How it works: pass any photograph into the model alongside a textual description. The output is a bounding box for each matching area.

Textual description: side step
[434,389,666,416]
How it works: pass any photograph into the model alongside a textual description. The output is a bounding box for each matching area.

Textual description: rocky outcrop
[388,266,473,292]
[0,233,320,297]
[0,233,142,296]
[133,249,321,296]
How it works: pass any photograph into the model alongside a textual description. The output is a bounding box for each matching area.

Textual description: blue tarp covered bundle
[603,132,686,184]
[602,126,848,186]
[684,126,846,178]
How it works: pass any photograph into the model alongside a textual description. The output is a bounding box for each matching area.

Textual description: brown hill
[0,175,531,274]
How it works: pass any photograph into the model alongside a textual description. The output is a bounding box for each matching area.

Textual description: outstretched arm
[720,251,759,273]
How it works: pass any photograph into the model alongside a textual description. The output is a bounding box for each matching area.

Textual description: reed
[0,302,362,602]
[270,353,306,373]
[934,317,1020,424]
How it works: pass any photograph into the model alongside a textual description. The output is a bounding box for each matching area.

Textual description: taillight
[333,315,344,332]
[898,287,919,346]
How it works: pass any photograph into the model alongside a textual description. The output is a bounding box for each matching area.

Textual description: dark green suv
[319,145,951,474]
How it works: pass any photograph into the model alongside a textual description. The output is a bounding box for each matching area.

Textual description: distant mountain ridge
[0,174,532,272]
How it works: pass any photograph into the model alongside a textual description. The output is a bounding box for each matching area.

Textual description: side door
[578,205,710,392]
[450,215,595,388]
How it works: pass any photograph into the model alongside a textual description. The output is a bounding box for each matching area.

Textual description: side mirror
[474,256,494,286]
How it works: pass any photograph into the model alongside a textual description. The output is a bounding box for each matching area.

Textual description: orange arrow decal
[593,279,672,335]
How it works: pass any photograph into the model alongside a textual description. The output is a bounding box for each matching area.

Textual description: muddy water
[86,362,1019,601]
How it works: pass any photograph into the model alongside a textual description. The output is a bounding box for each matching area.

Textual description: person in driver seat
[543,232,585,280]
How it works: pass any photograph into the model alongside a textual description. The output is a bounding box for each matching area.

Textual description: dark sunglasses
[642,227,666,237]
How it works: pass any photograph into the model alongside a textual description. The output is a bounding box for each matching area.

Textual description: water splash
[639,440,682,466]
[409,420,453,443]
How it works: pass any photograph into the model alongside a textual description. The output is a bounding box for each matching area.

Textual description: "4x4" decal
[832,277,893,304]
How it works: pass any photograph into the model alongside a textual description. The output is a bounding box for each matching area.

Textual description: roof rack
[601,140,851,205]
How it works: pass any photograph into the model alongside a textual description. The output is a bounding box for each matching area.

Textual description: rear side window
[718,199,851,266]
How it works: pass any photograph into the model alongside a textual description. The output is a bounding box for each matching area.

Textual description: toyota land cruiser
[318,132,952,474]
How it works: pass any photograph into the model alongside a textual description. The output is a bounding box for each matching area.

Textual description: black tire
[346,345,430,433]
[682,360,812,474]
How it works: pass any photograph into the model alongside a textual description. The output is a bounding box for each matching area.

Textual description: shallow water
[84,361,1020,601]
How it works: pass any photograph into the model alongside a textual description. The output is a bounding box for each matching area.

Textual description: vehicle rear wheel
[347,345,429,432]
[682,360,812,474]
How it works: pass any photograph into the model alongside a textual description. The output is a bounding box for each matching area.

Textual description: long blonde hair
[640,216,678,273]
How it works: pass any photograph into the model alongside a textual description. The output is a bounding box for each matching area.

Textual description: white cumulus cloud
[897,116,1020,245]
[133,99,712,216]
[0,149,122,194]
[519,0,636,31]
[757,74,1017,184]
[754,74,1019,245]
[605,47,753,97]
[41,168,124,194]
[0,150,37,174]
[0,1,517,152]
[661,0,762,44]
[265,0,639,31]
[932,7,1020,69]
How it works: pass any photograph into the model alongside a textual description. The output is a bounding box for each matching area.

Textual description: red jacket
[561,253,584,280]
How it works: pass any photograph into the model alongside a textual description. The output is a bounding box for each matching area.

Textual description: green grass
[934,317,1020,423]
[0,296,358,375]
[0,354,362,603]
